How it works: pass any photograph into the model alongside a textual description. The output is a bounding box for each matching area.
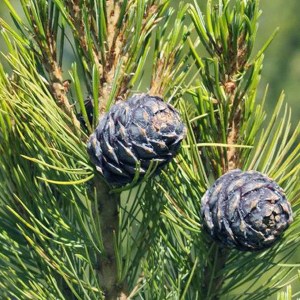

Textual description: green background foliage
[0,0,299,118]
[0,0,299,299]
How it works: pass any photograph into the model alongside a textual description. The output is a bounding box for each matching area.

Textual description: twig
[28,7,82,137]
[94,177,127,300]
[98,0,127,115]
[127,274,145,299]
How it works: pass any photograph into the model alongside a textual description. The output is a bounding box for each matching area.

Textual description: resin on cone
[87,94,186,186]
[201,169,293,251]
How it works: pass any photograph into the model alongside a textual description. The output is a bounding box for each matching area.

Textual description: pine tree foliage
[0,0,299,299]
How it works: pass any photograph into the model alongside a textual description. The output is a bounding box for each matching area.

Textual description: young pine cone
[201,169,293,251]
[87,94,186,186]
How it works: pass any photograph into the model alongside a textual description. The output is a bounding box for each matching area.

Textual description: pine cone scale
[103,157,124,175]
[116,141,137,164]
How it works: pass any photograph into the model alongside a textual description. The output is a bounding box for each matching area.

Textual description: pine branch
[186,1,295,298]
[188,0,263,173]
[4,0,82,136]
[94,178,123,299]
[0,0,299,299]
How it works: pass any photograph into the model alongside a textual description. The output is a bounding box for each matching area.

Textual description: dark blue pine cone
[201,169,293,251]
[87,94,186,186]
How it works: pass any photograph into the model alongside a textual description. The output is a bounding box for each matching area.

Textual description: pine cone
[201,169,293,251]
[87,94,186,186]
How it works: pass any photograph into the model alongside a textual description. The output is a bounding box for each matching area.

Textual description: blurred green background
[258,0,299,122]
[0,0,299,298]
